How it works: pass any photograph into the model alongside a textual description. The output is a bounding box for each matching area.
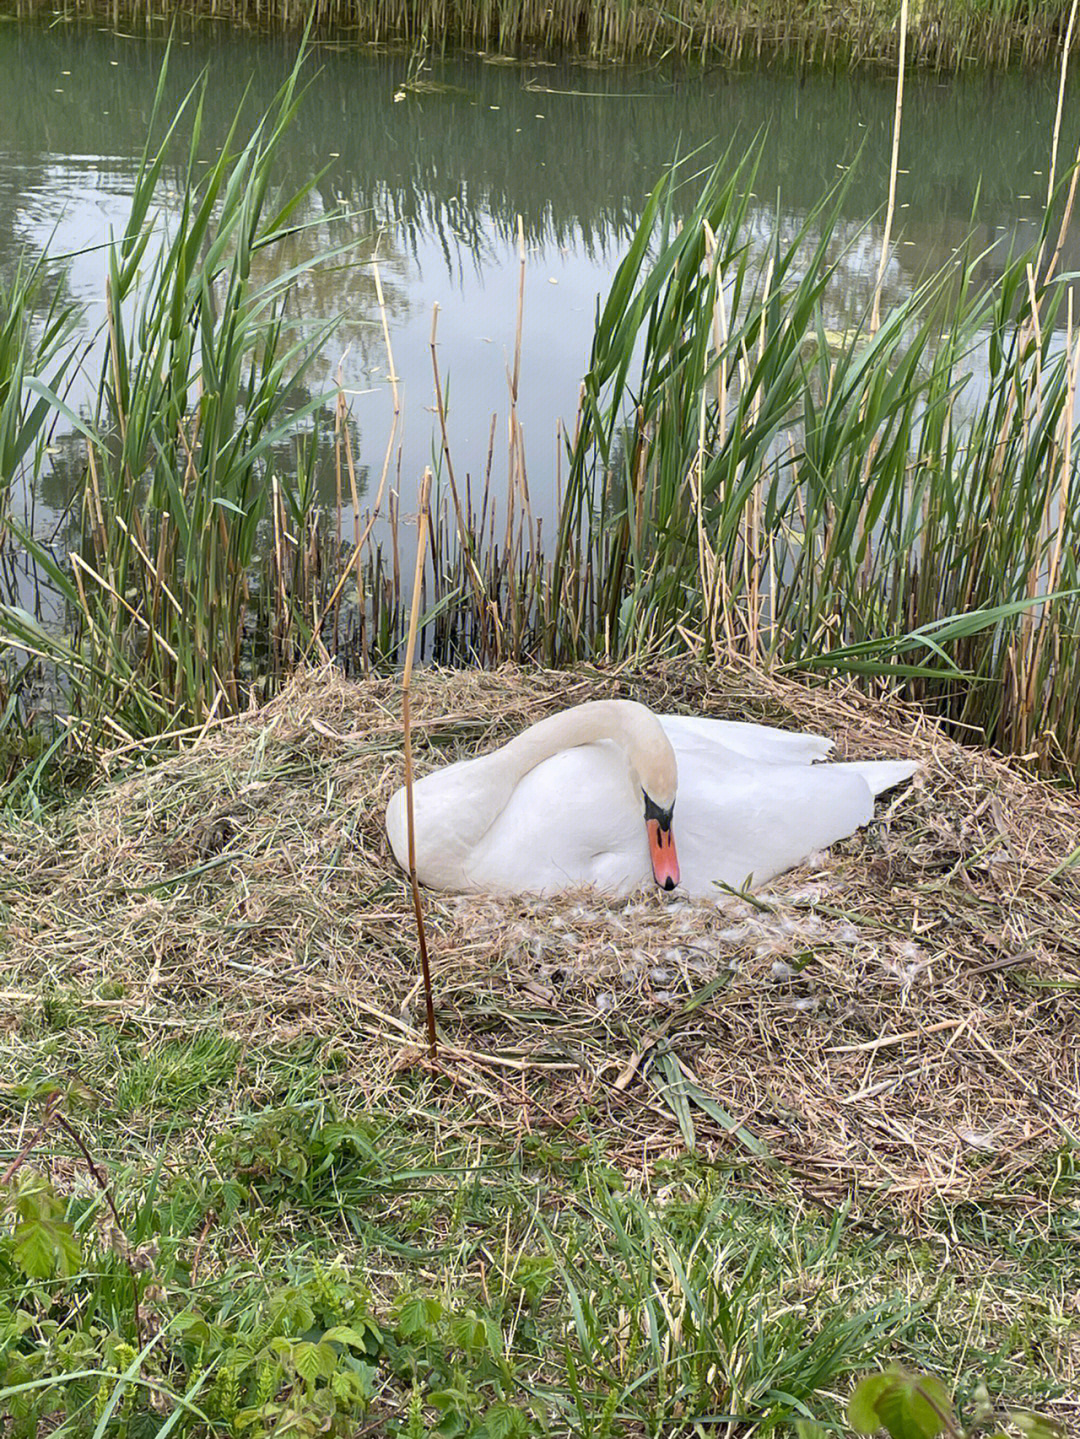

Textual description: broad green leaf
[480,1400,528,1439]
[12,1216,81,1279]
[850,1369,955,1439]
[1008,1413,1068,1439]
[291,1340,330,1388]
[321,1323,381,1350]
[396,1295,442,1338]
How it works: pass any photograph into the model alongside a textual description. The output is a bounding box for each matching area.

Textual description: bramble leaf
[848,1369,956,1439]
[12,1214,81,1279]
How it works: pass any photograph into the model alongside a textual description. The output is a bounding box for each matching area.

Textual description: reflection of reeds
[12,0,1076,67]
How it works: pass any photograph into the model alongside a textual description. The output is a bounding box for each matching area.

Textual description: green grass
[1,1007,1075,1438]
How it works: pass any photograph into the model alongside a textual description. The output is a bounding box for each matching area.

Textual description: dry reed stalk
[401,468,438,1061]
[510,219,536,582]
[429,304,498,652]
[709,254,738,661]
[334,356,346,563]
[871,0,908,337]
[695,225,720,659]
[1026,296,1079,733]
[70,552,178,660]
[745,256,772,662]
[1012,265,1051,742]
[1039,0,1080,280]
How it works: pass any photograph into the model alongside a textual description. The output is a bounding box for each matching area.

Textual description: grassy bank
[1,665,1077,1437]
[3,0,1079,68]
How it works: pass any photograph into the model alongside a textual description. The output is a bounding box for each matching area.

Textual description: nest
[3,662,1079,1217]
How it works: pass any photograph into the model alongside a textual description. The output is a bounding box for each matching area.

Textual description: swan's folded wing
[465,741,650,897]
[675,762,880,897]
[660,714,833,767]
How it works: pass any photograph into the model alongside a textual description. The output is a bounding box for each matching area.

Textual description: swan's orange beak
[647,817,680,891]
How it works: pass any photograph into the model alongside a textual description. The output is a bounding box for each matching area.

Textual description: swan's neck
[465,700,675,842]
[497,700,660,785]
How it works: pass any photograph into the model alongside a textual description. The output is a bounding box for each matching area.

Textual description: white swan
[385,699,918,899]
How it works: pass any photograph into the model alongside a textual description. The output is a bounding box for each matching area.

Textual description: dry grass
[3,663,1078,1219]
[8,0,1075,68]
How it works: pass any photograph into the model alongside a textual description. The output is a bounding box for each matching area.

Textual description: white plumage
[385,700,917,899]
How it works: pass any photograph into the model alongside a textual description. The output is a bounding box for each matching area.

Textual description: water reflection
[2,17,1078,535]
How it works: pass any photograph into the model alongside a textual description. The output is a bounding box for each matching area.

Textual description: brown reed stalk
[402,468,438,1062]
[430,303,501,652]
[1041,0,1080,284]
[871,0,908,337]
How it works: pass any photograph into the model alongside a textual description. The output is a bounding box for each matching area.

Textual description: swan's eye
[642,790,674,831]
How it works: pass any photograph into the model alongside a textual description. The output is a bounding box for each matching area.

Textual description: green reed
[5,63,1080,789]
[384,156,1080,769]
[0,255,80,536]
[2,44,359,748]
[0,254,81,790]
[555,162,1080,765]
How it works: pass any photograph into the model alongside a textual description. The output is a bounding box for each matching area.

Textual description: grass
[0,1035,1076,1438]
[4,0,1079,69]
[1,665,1078,1437]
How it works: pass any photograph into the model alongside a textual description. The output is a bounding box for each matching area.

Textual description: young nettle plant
[796,1365,1066,1439]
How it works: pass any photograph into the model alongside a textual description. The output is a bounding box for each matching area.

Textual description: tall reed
[543,161,1080,767]
[5,73,1080,794]
[364,158,1080,770]
[0,255,81,790]
[2,45,357,748]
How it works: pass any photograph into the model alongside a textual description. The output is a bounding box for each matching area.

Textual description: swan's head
[623,710,679,892]
[643,788,680,892]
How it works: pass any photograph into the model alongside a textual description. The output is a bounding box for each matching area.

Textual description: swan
[385,699,918,899]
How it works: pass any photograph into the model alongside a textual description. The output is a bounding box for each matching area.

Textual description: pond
[1,19,1077,548]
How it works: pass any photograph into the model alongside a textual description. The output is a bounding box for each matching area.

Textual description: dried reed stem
[402,468,438,1061]
[871,0,908,336]
[1041,0,1080,283]
[305,263,400,661]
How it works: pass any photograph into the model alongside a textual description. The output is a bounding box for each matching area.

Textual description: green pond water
[1,20,1077,550]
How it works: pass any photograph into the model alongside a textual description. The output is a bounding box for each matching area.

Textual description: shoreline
[2,0,1075,70]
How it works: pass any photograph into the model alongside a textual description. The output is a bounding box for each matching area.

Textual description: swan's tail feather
[834,759,920,797]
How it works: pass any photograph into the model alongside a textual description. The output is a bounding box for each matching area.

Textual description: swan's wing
[830,759,920,797]
[466,740,650,897]
[385,751,513,890]
[674,762,882,898]
[660,714,833,767]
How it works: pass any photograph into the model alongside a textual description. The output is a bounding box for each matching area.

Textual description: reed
[6,61,1080,800]
[0,256,81,796]
[353,159,1080,771]
[2,44,360,751]
[7,0,1078,69]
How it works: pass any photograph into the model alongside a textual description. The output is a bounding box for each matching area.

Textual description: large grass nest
[4,663,1079,1216]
